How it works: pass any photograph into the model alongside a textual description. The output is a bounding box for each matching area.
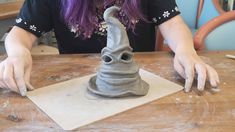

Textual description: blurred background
[220,0,235,11]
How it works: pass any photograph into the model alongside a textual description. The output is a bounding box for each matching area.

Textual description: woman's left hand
[158,15,220,92]
[173,49,220,92]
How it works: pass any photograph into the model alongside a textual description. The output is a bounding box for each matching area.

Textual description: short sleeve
[15,0,53,37]
[148,0,180,25]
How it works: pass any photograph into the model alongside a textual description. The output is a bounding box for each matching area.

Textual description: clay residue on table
[47,72,82,82]
[7,114,23,122]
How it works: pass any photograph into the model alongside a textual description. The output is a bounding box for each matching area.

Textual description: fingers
[0,54,33,96]
[174,58,196,92]
[3,63,19,93]
[205,64,220,87]
[195,63,207,91]
[174,54,220,93]
[13,64,27,96]
[0,59,32,96]
[174,59,185,79]
[24,67,34,91]
[26,83,34,91]
[0,63,7,89]
[184,64,195,92]
[184,64,219,92]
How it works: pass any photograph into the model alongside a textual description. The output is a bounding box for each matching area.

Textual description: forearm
[1,26,36,96]
[5,26,37,57]
[159,15,196,54]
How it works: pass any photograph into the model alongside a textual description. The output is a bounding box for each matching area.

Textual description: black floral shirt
[15,0,180,54]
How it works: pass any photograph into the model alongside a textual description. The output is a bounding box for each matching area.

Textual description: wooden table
[0,51,235,131]
[0,0,24,20]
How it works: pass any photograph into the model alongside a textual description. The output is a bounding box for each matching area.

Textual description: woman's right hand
[0,49,34,96]
[2,26,37,96]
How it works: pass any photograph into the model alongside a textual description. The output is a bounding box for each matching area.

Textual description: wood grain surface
[0,0,24,20]
[0,51,235,131]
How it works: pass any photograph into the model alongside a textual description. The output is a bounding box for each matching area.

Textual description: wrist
[175,44,196,55]
[7,46,31,58]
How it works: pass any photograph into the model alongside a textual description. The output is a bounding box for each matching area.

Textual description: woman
[1,0,219,96]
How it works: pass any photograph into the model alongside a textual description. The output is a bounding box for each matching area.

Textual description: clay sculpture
[88,6,149,97]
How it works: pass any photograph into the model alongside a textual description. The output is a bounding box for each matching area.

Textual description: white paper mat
[27,69,183,130]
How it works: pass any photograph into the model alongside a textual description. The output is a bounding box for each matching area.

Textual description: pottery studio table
[0,50,235,131]
[0,0,24,20]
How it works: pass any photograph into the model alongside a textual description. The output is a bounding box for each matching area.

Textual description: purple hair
[61,0,145,38]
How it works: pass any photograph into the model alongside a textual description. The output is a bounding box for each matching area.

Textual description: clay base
[88,76,149,98]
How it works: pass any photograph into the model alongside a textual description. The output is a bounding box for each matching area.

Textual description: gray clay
[88,6,149,97]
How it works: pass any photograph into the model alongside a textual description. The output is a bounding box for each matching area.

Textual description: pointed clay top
[103,6,132,52]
